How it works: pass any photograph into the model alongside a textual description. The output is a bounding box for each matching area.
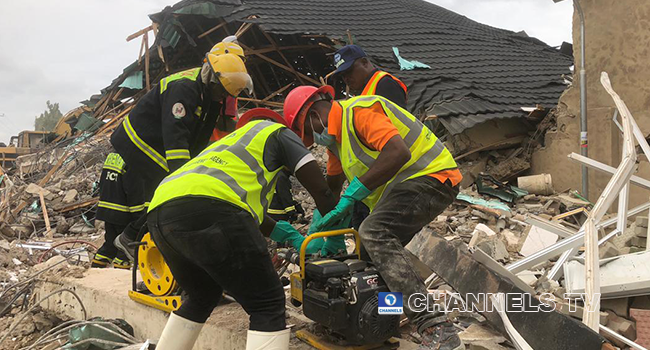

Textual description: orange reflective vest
[361,71,408,98]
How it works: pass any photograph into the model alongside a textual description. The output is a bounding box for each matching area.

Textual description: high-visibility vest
[333,95,457,210]
[148,120,285,224]
[361,71,408,98]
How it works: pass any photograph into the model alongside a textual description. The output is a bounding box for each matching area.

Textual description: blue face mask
[314,127,336,146]
[311,115,336,147]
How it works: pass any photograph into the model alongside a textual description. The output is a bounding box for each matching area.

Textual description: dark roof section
[221,0,572,133]
[104,0,572,134]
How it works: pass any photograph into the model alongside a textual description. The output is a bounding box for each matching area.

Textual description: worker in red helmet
[282,85,464,350]
[147,107,338,349]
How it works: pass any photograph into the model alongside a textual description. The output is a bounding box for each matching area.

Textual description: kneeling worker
[284,85,464,350]
[147,110,338,349]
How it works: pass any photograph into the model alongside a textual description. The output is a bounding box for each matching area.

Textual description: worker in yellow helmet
[207,38,248,142]
[147,110,339,350]
[111,53,253,260]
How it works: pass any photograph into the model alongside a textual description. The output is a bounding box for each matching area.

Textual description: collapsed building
[8,0,650,349]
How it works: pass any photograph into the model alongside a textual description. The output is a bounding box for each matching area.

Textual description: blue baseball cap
[333,45,367,74]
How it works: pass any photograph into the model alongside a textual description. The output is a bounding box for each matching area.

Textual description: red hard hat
[236,108,287,129]
[283,85,334,145]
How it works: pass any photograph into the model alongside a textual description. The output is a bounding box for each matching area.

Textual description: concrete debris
[458,324,509,350]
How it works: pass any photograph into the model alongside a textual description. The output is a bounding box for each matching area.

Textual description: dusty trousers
[147,197,286,331]
[358,175,458,329]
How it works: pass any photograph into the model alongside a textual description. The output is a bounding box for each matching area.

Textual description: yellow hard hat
[209,41,245,59]
[206,53,253,97]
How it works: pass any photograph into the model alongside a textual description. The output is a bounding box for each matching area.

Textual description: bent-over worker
[283,85,465,350]
[146,112,338,349]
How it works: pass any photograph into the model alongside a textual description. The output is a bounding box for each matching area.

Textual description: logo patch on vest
[172,103,186,119]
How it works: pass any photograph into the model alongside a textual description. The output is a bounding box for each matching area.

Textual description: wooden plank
[262,82,293,102]
[55,198,99,213]
[138,36,146,65]
[144,33,151,91]
[260,31,308,85]
[239,43,320,86]
[111,88,125,102]
[238,97,283,108]
[454,135,526,161]
[198,20,228,39]
[39,193,52,239]
[244,45,318,56]
[11,151,70,219]
[126,25,153,42]
[552,207,588,221]
[95,105,134,136]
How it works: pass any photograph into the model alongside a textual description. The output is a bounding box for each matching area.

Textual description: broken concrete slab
[637,216,649,228]
[500,229,521,252]
[468,223,497,249]
[25,183,51,197]
[519,225,559,257]
[459,324,509,350]
[35,269,316,350]
[62,189,78,204]
[631,236,647,248]
[413,234,606,349]
[635,225,648,238]
[599,241,621,259]
[476,238,509,262]
[565,252,650,298]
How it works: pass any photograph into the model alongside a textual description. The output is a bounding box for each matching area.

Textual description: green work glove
[308,210,351,256]
[310,177,371,233]
[270,221,322,255]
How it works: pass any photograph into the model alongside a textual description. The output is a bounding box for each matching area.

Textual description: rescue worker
[237,108,305,223]
[111,52,253,260]
[91,152,143,269]
[333,44,407,109]
[207,39,246,142]
[146,112,339,349]
[332,44,409,230]
[282,85,465,350]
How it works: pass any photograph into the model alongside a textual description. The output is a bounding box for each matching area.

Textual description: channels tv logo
[378,292,403,315]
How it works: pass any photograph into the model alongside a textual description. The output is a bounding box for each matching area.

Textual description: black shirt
[364,69,408,110]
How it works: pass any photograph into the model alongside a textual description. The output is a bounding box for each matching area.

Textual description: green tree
[34,101,63,131]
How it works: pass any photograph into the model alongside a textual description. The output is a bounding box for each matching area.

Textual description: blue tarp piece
[392,47,431,71]
[118,71,144,90]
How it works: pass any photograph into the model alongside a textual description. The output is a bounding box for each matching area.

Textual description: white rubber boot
[156,313,204,350]
[245,328,290,350]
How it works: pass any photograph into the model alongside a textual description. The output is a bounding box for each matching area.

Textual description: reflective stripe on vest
[98,201,146,213]
[103,153,126,174]
[123,115,169,172]
[361,71,408,97]
[149,120,285,224]
[160,68,201,94]
[338,95,457,209]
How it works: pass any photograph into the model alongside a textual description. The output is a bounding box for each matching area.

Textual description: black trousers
[96,223,127,260]
[147,197,286,331]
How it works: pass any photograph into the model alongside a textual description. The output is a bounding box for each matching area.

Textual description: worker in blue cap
[332,44,408,109]
[332,44,410,232]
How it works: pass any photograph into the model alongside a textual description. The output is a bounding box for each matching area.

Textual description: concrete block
[630,308,650,348]
[631,236,647,248]
[468,224,496,249]
[636,225,649,238]
[25,183,51,197]
[62,189,78,204]
[606,313,636,342]
[476,238,509,262]
[599,241,621,259]
[499,229,521,252]
[636,216,649,228]
[601,298,630,318]
[519,225,559,257]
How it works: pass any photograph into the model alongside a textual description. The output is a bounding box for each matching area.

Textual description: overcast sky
[0,0,573,144]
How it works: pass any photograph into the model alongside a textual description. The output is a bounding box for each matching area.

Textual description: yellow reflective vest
[332,95,457,210]
[148,120,285,224]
